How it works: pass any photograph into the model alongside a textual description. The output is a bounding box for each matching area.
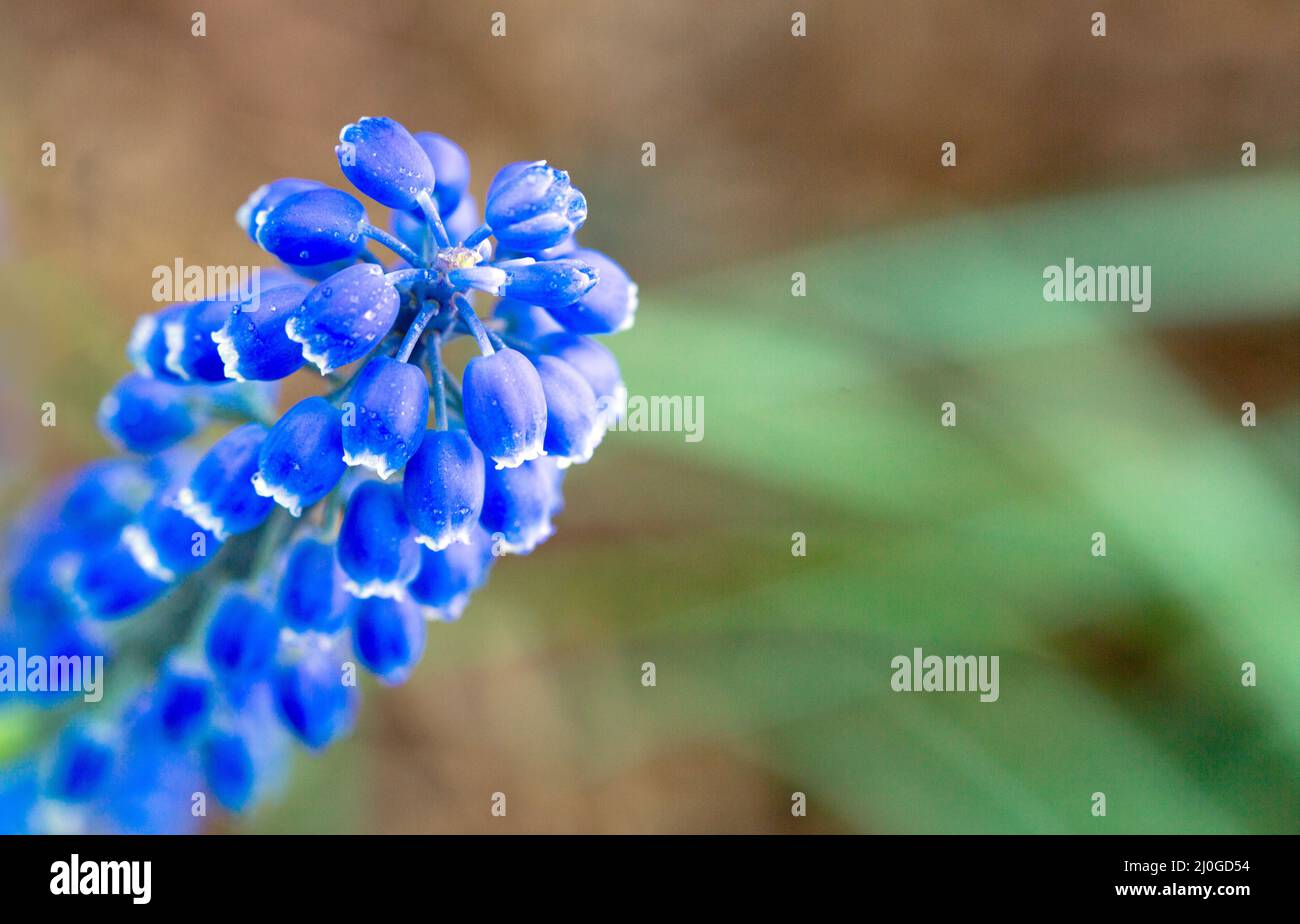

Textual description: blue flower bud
[286,264,399,374]
[342,356,429,479]
[0,764,38,833]
[75,536,170,619]
[288,256,364,282]
[349,595,425,685]
[500,234,579,262]
[127,304,190,382]
[236,177,325,240]
[161,299,234,382]
[205,590,280,686]
[462,348,547,469]
[177,423,275,540]
[444,192,479,244]
[402,429,485,550]
[201,729,256,811]
[44,727,115,802]
[152,666,213,743]
[126,494,222,580]
[213,284,310,381]
[50,459,157,551]
[413,132,470,215]
[336,117,435,210]
[390,206,429,255]
[536,332,624,413]
[409,524,494,620]
[500,259,599,309]
[544,249,637,333]
[252,397,346,516]
[480,458,562,554]
[273,639,358,750]
[485,161,587,253]
[534,355,603,467]
[97,373,205,455]
[255,188,368,266]
[337,480,420,598]
[493,298,564,340]
[276,536,349,633]
[8,549,82,626]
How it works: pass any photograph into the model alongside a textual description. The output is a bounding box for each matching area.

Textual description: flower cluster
[0,117,635,832]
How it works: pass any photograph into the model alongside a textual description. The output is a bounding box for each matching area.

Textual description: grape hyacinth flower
[342,356,429,479]
[0,115,635,832]
[253,397,347,516]
[336,480,420,599]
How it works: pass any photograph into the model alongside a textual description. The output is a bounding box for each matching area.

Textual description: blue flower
[177,423,275,540]
[496,258,599,309]
[485,162,587,253]
[126,494,222,580]
[253,397,346,516]
[336,480,420,598]
[8,549,83,627]
[43,727,115,803]
[480,457,563,555]
[212,284,311,382]
[533,355,603,467]
[0,764,38,834]
[162,299,236,382]
[349,595,426,685]
[127,303,191,382]
[409,524,494,620]
[205,590,280,687]
[255,188,370,266]
[97,373,206,455]
[74,536,170,619]
[286,264,400,374]
[444,192,480,244]
[59,460,158,542]
[276,536,348,633]
[536,332,625,423]
[201,729,256,812]
[402,429,485,550]
[150,665,214,744]
[273,636,357,750]
[493,297,565,340]
[543,248,637,333]
[4,114,637,830]
[414,132,471,215]
[390,206,430,257]
[336,117,435,211]
[342,356,429,479]
[236,177,325,240]
[462,348,547,469]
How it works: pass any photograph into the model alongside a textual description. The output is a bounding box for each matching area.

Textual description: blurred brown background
[0,1,1297,832]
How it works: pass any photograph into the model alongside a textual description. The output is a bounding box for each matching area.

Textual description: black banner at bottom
[0,834,1287,909]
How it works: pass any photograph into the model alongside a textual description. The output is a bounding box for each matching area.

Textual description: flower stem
[453,293,495,356]
[415,189,452,249]
[463,223,493,248]
[384,268,435,289]
[360,224,420,266]
[429,333,448,431]
[396,298,440,363]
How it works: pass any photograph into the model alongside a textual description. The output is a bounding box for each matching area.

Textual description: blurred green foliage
[383,172,1297,833]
